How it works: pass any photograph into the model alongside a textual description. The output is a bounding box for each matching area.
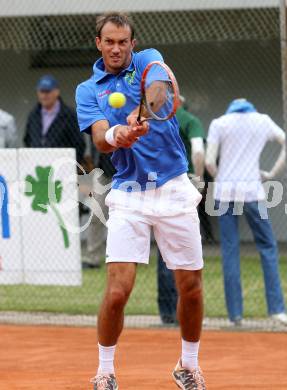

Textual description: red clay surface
[0,325,286,389]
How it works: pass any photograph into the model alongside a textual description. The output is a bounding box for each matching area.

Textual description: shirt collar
[41,99,61,115]
[226,99,257,114]
[93,52,135,83]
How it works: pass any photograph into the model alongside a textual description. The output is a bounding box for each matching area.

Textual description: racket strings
[144,63,178,121]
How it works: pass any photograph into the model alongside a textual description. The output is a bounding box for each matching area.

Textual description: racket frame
[137,61,180,123]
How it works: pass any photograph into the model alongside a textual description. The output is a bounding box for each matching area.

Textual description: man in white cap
[24,75,85,163]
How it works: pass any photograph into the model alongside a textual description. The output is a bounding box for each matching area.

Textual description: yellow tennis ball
[108,92,126,108]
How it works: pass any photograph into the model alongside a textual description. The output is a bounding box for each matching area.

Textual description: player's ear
[131,39,136,50]
[95,37,102,51]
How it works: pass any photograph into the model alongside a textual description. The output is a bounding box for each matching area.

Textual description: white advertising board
[0,148,81,286]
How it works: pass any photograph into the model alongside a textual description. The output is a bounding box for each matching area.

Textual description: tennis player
[76,12,206,390]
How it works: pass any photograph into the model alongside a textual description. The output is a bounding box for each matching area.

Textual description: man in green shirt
[157,97,206,324]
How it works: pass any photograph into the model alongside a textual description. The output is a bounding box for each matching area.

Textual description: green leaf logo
[25,166,70,249]
[124,70,136,85]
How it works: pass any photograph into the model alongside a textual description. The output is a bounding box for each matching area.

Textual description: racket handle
[137,101,153,123]
[137,97,144,123]
[137,118,148,124]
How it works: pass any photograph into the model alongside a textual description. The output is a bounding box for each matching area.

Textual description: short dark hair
[96,12,135,40]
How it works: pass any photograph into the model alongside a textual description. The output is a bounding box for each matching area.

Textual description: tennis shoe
[271,312,287,326]
[90,374,118,390]
[172,360,206,389]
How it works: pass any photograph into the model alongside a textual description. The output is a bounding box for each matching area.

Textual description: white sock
[181,339,200,370]
[98,343,116,375]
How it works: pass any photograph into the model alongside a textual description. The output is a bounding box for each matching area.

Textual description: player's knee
[106,286,130,310]
[179,276,203,302]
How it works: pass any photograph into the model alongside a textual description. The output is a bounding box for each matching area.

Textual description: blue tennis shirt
[76,48,187,191]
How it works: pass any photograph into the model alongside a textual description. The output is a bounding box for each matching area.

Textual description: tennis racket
[137,61,180,123]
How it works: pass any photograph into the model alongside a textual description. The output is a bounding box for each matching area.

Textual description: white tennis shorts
[105,174,204,271]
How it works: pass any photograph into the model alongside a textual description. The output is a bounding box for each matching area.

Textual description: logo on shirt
[98,89,111,98]
[124,70,136,85]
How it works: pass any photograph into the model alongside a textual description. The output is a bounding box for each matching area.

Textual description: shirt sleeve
[264,115,285,143]
[207,119,221,144]
[75,81,107,134]
[137,49,173,96]
[136,49,164,75]
[187,116,205,140]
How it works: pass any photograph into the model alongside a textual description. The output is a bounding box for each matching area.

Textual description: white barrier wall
[0,148,82,286]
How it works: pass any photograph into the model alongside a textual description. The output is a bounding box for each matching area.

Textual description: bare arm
[205,142,219,178]
[191,138,205,178]
[261,130,286,180]
[91,120,115,153]
[145,81,167,115]
[270,141,286,177]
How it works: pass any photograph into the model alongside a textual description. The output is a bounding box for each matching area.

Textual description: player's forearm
[92,124,116,153]
[130,81,167,120]
[94,139,116,153]
[145,81,167,113]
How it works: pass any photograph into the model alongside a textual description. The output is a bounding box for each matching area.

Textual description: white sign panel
[18,148,81,286]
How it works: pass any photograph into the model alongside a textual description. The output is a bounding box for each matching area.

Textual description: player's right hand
[127,114,150,137]
[114,125,139,148]
[129,120,149,138]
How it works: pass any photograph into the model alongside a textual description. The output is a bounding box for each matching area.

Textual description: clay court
[0,325,287,390]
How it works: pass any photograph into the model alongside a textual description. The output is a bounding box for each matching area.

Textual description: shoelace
[193,370,205,390]
[90,375,112,389]
[181,369,205,390]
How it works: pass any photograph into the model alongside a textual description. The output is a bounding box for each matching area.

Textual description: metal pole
[279,0,287,210]
[280,0,287,129]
